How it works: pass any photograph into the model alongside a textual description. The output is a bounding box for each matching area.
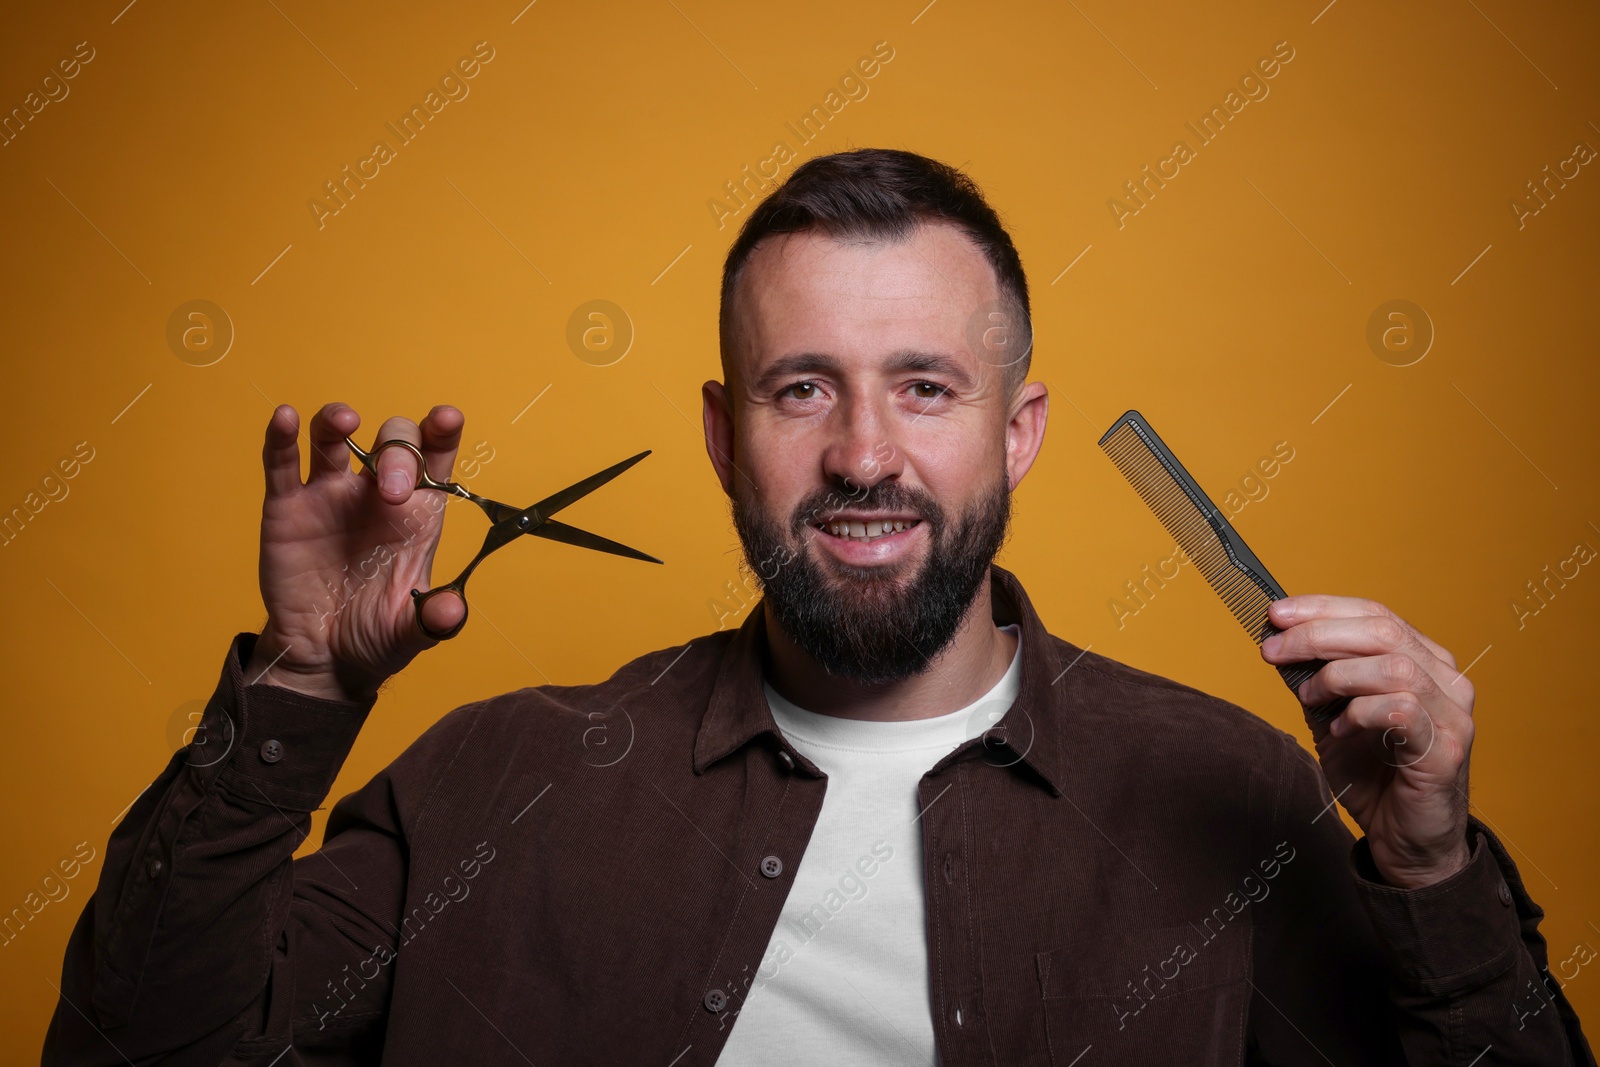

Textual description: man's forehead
[732,222,1000,352]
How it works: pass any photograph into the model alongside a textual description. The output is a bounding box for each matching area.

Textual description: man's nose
[821,396,902,495]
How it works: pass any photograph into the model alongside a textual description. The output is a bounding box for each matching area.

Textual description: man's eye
[911,382,947,400]
[784,382,819,400]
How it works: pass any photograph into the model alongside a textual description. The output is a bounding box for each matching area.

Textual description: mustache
[788,481,941,534]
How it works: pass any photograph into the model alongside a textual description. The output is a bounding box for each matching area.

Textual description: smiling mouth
[814,519,922,543]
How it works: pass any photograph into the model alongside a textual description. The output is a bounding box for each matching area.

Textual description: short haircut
[718,148,1033,397]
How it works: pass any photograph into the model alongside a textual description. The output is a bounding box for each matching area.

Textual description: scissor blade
[531,518,662,564]
[532,451,652,518]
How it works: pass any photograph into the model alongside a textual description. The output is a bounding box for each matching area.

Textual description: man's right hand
[242,403,466,702]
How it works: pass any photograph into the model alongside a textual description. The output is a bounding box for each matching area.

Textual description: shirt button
[776,750,795,772]
[259,739,284,763]
[146,857,163,879]
[703,988,728,1012]
[760,855,784,878]
[1498,881,1513,907]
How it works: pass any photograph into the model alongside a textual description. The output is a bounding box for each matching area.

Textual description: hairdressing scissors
[344,436,662,640]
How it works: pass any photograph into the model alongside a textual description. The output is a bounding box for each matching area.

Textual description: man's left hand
[1260,595,1475,889]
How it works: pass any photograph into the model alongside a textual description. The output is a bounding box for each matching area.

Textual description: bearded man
[44,149,1593,1066]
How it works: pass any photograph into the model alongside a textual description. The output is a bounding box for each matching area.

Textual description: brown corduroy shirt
[45,566,1594,1065]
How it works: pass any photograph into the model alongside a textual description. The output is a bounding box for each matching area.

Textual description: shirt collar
[692,564,1071,797]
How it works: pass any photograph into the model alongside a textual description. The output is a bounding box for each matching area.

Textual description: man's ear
[702,379,737,497]
[1004,380,1049,491]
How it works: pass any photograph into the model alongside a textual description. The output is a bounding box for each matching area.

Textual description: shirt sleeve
[1248,731,1596,1066]
[1351,812,1596,1064]
[40,631,416,1066]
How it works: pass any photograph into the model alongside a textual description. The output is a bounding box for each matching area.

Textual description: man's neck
[761,569,1019,722]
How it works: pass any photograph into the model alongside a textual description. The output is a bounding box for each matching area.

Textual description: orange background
[3,0,1597,1051]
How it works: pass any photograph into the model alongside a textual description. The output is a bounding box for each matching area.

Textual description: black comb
[1098,410,1348,724]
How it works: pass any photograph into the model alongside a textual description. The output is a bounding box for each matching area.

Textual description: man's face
[703,221,1047,684]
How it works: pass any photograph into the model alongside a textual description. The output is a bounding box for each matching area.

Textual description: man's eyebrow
[751,350,975,391]
[752,353,843,391]
[883,350,974,386]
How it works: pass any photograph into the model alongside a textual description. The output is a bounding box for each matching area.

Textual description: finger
[307,403,361,482]
[1325,692,1451,775]
[1270,594,1454,662]
[1295,652,1469,741]
[370,416,423,504]
[262,405,303,499]
[1409,630,1457,671]
[416,587,466,641]
[1263,615,1407,662]
[1297,652,1424,708]
[1270,596,1471,703]
[1269,593,1391,628]
[1263,616,1464,704]
[418,405,466,484]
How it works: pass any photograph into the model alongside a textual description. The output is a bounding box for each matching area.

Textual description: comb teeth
[1098,411,1348,724]
[1099,422,1277,642]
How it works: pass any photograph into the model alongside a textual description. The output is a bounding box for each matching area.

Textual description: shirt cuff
[210,631,378,812]
[1349,816,1524,998]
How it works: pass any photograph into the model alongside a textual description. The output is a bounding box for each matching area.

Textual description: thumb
[412,586,467,642]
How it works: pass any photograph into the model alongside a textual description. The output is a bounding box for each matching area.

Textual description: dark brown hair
[718,148,1033,395]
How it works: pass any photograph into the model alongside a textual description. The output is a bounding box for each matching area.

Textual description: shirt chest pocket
[1034,922,1250,1067]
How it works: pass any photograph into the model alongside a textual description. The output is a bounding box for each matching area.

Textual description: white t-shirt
[715,625,1023,1066]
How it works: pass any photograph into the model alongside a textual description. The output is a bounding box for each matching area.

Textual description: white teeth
[818,519,918,542]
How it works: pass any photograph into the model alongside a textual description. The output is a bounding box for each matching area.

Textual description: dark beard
[731,469,1012,685]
